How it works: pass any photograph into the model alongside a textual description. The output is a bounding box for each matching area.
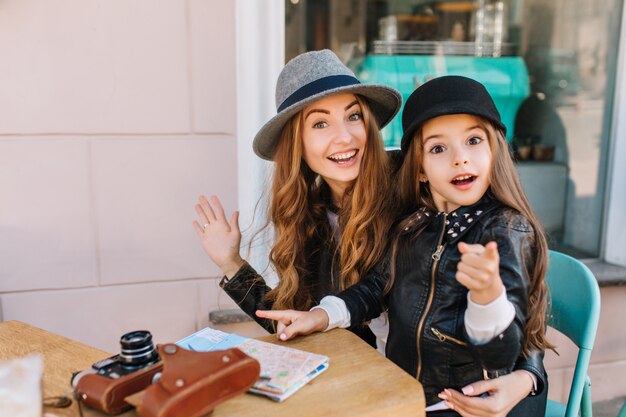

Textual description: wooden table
[0,321,425,417]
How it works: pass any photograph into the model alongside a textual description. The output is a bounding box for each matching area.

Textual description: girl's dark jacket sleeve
[219,262,275,333]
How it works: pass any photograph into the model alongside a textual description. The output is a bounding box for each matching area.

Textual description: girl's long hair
[265,95,394,311]
[391,116,554,355]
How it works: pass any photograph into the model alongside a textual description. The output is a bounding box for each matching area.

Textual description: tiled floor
[594,396,625,417]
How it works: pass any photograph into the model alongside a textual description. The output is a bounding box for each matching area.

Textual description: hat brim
[400,102,507,154]
[253,84,401,160]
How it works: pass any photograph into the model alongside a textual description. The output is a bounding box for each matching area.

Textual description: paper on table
[425,400,450,412]
[425,391,489,412]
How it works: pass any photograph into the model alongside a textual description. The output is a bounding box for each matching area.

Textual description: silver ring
[202,223,209,230]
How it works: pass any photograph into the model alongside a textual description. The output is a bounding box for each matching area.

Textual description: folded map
[177,327,329,402]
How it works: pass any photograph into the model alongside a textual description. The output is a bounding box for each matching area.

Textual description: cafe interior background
[0,0,625,406]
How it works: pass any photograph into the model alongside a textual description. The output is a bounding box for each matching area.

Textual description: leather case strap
[137,344,260,417]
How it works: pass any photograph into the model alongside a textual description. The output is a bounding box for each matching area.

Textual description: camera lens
[118,330,159,369]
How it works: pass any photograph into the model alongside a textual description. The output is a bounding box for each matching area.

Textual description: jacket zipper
[431,327,468,346]
[416,213,447,380]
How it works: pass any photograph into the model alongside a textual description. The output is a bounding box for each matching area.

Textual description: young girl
[258,76,552,416]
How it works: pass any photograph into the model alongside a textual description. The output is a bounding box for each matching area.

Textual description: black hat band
[277,75,360,113]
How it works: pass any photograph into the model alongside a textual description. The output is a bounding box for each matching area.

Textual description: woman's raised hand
[193,195,244,278]
[456,241,504,305]
[255,309,329,341]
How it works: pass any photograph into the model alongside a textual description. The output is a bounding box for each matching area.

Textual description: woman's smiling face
[301,93,367,202]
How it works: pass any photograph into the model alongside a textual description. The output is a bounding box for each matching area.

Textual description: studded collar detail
[435,196,500,244]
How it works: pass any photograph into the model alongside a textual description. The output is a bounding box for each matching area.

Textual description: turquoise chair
[619,402,626,417]
[545,250,601,417]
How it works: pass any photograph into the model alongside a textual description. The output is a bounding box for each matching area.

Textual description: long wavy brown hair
[265,95,394,311]
[391,116,554,356]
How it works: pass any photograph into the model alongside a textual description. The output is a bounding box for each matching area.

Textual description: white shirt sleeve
[464,287,515,345]
[311,296,351,331]
[368,313,389,355]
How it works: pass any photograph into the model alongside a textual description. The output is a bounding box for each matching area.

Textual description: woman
[194,49,399,347]
[193,50,545,417]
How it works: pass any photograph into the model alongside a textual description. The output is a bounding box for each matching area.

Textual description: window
[286,0,623,257]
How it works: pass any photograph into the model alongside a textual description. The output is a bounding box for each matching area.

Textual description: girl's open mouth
[451,174,476,186]
[327,149,358,165]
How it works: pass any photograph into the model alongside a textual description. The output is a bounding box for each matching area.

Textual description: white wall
[235,0,284,284]
[0,0,248,352]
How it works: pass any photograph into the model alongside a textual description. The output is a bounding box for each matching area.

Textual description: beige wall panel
[91,137,237,284]
[0,139,97,291]
[0,280,204,353]
[589,287,626,363]
[544,327,579,369]
[0,0,189,133]
[189,0,237,134]
[588,360,626,402]
[546,367,569,403]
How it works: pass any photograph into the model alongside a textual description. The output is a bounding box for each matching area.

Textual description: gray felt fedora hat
[253,49,402,160]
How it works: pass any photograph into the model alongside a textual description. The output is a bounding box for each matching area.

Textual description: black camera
[72,330,163,415]
[90,330,160,379]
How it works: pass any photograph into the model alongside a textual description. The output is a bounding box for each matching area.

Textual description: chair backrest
[546,250,601,349]
[545,250,601,416]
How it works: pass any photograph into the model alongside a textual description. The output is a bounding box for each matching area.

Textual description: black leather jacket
[219,221,377,347]
[337,196,548,412]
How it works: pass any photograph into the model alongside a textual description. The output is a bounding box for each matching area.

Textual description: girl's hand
[193,195,244,278]
[256,309,329,341]
[438,370,534,417]
[456,241,504,305]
